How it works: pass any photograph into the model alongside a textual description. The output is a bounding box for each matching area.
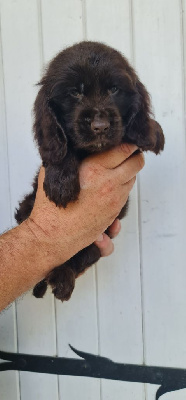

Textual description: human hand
[28,144,144,270]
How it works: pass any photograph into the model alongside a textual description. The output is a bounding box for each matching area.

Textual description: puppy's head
[34,41,164,162]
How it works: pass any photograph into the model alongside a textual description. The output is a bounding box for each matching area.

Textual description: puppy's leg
[49,245,101,301]
[33,279,48,298]
[126,119,165,155]
[148,120,165,154]
[44,265,75,301]
[44,152,80,208]
[36,244,101,302]
[33,266,75,301]
[15,173,38,224]
[137,119,165,154]
[71,244,101,276]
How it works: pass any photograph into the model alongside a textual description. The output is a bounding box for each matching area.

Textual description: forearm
[0,220,69,311]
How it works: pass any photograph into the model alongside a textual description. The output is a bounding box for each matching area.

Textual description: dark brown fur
[15,41,165,301]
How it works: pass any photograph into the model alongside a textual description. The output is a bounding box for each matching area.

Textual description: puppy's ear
[34,86,67,165]
[126,79,165,154]
[148,119,165,154]
[33,84,80,208]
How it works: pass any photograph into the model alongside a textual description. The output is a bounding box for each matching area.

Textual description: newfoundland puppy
[15,41,165,301]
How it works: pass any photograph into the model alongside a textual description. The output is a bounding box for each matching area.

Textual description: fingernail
[96,234,104,242]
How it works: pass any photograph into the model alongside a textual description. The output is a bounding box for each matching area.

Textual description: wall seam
[0,3,12,226]
[37,0,44,74]
[82,0,101,398]
[129,1,146,399]
[37,2,60,400]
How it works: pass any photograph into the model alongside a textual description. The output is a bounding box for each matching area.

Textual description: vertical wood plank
[16,291,58,400]
[133,0,186,398]
[0,0,41,218]
[56,270,100,400]
[0,3,20,399]
[0,1,59,399]
[41,1,100,399]
[86,0,132,56]
[0,306,20,400]
[0,8,11,234]
[86,1,144,399]
[41,0,83,62]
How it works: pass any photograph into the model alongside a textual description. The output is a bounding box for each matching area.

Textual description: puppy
[15,41,165,301]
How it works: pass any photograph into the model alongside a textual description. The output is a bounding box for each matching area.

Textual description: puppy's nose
[91,118,110,134]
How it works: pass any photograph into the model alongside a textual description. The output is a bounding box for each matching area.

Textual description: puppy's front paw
[33,279,48,298]
[44,164,80,207]
[47,265,75,301]
[141,119,165,154]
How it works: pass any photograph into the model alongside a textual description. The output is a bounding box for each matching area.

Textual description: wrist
[18,219,55,277]
[25,216,74,273]
[0,220,65,309]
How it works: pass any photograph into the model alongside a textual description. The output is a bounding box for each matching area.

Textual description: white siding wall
[0,1,186,399]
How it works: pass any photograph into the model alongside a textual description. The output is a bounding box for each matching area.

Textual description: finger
[37,166,45,188]
[94,233,114,257]
[107,219,121,239]
[113,152,145,184]
[88,143,138,169]
[34,166,47,205]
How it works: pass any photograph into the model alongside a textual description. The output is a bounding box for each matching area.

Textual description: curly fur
[15,41,165,301]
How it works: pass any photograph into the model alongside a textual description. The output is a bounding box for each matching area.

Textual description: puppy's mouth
[72,127,116,152]
[80,135,122,153]
[90,141,109,151]
[90,135,111,148]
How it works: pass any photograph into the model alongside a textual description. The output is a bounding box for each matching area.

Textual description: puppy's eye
[70,88,81,98]
[70,83,84,98]
[109,86,119,95]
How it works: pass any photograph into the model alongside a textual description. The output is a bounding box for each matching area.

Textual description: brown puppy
[15,41,165,301]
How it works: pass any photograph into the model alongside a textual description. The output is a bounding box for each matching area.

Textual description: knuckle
[120,143,130,154]
[132,175,136,184]
[108,241,114,256]
[120,143,137,157]
[137,153,145,170]
[127,176,136,190]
